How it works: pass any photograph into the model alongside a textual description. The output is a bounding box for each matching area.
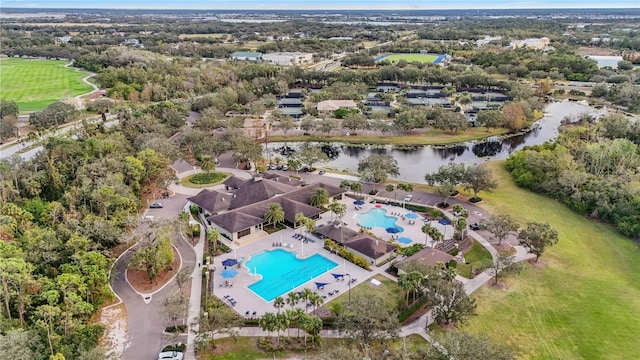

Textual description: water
[357,208,404,232]
[245,249,338,302]
[397,237,413,244]
[405,213,419,219]
[269,100,607,182]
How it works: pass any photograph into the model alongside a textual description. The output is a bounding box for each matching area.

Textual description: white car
[404,194,413,202]
[158,351,184,360]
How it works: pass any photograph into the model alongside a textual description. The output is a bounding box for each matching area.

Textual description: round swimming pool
[357,208,404,232]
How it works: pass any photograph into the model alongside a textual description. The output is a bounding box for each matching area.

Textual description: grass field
[0,58,93,112]
[462,162,640,359]
[378,53,439,64]
[269,127,509,146]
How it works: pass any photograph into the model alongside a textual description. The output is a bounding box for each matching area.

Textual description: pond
[267,100,608,183]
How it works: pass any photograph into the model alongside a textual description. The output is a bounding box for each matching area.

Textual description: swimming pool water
[357,208,404,232]
[245,249,338,302]
[397,237,413,244]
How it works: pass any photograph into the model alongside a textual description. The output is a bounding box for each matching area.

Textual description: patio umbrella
[220,268,238,279]
[353,200,365,205]
[386,227,401,234]
[222,258,238,267]
[375,204,382,208]
[315,282,329,290]
[331,273,345,279]
[438,218,452,226]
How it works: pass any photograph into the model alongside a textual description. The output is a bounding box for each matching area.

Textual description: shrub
[188,172,227,185]
[324,239,370,270]
[165,325,187,333]
[398,296,429,323]
[469,197,482,203]
[369,189,379,195]
[162,343,186,352]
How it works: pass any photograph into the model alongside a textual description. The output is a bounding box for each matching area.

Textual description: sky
[1,0,638,10]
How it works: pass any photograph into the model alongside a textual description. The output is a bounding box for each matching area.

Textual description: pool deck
[208,199,454,319]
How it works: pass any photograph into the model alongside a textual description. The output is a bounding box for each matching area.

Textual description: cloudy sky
[2,0,637,9]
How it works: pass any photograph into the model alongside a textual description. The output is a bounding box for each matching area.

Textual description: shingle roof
[229,177,297,209]
[223,176,246,189]
[284,183,345,204]
[315,223,359,244]
[395,247,455,269]
[187,189,231,214]
[345,234,396,260]
[207,211,264,233]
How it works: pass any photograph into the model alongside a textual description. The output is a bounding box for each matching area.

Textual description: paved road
[112,193,197,360]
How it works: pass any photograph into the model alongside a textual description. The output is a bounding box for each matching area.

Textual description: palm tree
[350,181,362,197]
[295,212,308,235]
[259,312,277,338]
[300,288,314,306]
[399,271,424,305]
[309,292,324,313]
[329,199,347,223]
[431,227,444,246]
[292,308,306,338]
[264,203,285,227]
[300,314,323,345]
[310,188,329,208]
[286,291,299,311]
[200,155,216,174]
[273,296,285,313]
[206,227,220,254]
[421,223,434,246]
[275,312,290,344]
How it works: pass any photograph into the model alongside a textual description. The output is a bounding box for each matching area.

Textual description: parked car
[318,170,326,175]
[158,351,184,360]
[403,194,413,202]
[276,164,283,170]
[469,223,480,231]
[282,165,289,171]
[268,164,277,170]
[150,202,164,209]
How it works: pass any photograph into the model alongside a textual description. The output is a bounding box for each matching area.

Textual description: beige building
[317,100,358,112]
[509,37,550,50]
[263,52,314,66]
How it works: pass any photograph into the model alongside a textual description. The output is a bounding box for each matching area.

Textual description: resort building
[345,234,397,266]
[263,52,313,66]
[187,174,346,244]
[230,51,263,62]
[509,37,551,50]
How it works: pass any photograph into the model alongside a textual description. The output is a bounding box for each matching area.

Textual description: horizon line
[1,6,638,11]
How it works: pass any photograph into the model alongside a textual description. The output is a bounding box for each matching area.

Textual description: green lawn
[181,172,231,188]
[378,53,439,64]
[269,127,508,146]
[0,58,93,112]
[457,240,493,279]
[462,162,640,359]
[330,274,403,311]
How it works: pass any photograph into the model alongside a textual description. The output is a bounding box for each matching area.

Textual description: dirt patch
[490,281,509,291]
[127,247,181,293]
[98,303,128,359]
[528,258,547,268]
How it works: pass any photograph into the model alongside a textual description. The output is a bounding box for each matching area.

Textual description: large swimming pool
[245,249,338,302]
[357,208,404,232]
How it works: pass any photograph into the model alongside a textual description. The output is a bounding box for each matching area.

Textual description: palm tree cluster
[259,290,324,346]
[421,223,444,247]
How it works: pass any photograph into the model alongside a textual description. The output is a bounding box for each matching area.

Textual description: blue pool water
[357,208,404,232]
[397,237,413,244]
[405,213,418,219]
[245,249,338,302]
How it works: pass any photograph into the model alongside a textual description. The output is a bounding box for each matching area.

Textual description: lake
[267,100,607,183]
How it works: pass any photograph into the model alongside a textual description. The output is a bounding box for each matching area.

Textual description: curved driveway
[111,196,196,360]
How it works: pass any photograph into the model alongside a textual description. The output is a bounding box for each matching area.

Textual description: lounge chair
[335,289,340,293]
[252,311,257,316]
[224,295,230,299]
[246,311,250,315]
[328,291,334,296]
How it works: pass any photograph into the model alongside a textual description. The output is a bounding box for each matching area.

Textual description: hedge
[324,239,370,270]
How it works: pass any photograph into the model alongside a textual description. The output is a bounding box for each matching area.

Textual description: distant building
[317,100,358,112]
[509,37,550,50]
[328,36,353,41]
[263,52,313,66]
[395,247,456,275]
[56,36,72,44]
[229,51,263,62]
[121,38,144,48]
[476,35,502,47]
